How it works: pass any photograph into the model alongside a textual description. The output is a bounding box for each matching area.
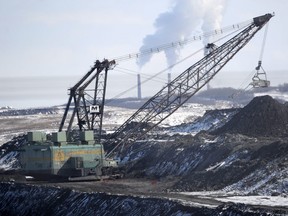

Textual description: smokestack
[168,72,172,94]
[137,74,142,99]
[137,0,226,68]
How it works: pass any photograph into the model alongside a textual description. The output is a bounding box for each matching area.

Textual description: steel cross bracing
[107,13,273,156]
[59,59,115,141]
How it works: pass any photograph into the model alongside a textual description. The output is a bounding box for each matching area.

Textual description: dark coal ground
[1,182,286,216]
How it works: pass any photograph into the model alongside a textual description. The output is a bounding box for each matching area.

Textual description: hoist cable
[259,22,269,61]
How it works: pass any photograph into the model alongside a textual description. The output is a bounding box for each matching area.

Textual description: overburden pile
[214,95,288,137]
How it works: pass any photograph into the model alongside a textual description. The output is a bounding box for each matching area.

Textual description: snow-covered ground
[160,101,233,127]
[0,151,19,171]
[0,100,234,144]
[178,191,288,208]
[217,195,288,207]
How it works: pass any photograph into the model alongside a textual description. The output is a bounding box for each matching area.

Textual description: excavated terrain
[121,133,288,194]
[1,95,288,215]
[214,95,288,137]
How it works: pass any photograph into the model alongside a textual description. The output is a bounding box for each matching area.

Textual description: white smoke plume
[137,0,227,68]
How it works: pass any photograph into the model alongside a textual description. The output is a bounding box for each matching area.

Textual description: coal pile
[214,95,288,137]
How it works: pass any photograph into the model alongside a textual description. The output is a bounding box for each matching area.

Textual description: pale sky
[0,0,287,108]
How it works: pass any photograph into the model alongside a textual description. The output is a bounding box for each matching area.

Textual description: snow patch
[216,195,288,207]
[0,151,20,171]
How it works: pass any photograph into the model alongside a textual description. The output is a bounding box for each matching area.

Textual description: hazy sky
[0,0,287,108]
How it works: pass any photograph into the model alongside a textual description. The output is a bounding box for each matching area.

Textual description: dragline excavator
[19,13,273,180]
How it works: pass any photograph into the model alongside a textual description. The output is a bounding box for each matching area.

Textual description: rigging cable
[111,20,252,62]
[259,22,269,62]
[106,47,203,103]
[230,21,271,99]
[106,24,249,104]
[114,67,166,84]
